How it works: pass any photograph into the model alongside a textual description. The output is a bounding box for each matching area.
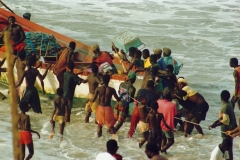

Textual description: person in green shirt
[209,90,237,160]
[63,61,83,122]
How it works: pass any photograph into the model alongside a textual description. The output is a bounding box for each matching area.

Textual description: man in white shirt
[210,139,232,160]
[96,152,116,160]
[96,139,122,160]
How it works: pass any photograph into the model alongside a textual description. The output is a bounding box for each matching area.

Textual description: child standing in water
[18,101,40,160]
[146,101,174,151]
[138,95,149,148]
[50,88,69,141]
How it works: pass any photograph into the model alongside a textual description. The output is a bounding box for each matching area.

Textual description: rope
[39,32,43,56]
[45,34,50,57]
[174,117,226,134]
[128,95,227,135]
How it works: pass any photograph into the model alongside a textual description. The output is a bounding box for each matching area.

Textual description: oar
[0,0,15,14]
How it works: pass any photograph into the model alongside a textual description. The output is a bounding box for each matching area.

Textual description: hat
[92,44,99,51]
[128,71,136,79]
[177,78,188,85]
[153,48,162,55]
[163,47,171,56]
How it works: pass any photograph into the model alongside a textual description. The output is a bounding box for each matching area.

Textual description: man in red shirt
[92,44,117,74]
[157,88,176,153]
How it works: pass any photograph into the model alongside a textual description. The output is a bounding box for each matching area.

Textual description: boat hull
[0,66,143,100]
[0,8,143,99]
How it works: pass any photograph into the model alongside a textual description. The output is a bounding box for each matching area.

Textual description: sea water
[1,0,240,159]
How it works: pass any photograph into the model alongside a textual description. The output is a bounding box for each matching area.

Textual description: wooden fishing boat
[0,7,143,99]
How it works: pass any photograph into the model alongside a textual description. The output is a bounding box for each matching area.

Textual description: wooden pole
[0,0,15,14]
[4,31,20,159]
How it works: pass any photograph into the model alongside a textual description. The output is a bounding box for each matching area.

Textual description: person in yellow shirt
[143,49,151,68]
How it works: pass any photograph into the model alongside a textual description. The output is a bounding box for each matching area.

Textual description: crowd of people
[0,15,240,160]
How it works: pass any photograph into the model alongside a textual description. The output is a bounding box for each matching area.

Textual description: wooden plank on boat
[74,62,92,70]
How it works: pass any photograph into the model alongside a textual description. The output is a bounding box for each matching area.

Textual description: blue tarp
[24,32,62,57]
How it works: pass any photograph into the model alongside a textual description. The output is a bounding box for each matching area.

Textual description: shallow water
[1,0,240,159]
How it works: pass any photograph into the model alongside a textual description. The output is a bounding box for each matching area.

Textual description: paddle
[0,0,15,14]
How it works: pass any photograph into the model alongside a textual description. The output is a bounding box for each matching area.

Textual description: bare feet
[161,150,167,154]
[49,132,55,140]
[60,135,63,142]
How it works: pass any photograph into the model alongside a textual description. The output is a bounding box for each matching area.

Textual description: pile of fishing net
[24,32,62,57]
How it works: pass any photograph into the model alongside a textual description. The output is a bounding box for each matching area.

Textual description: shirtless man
[145,142,168,160]
[177,78,209,137]
[0,16,26,54]
[138,95,149,148]
[91,74,121,137]
[16,56,51,113]
[82,64,103,123]
[146,101,173,151]
[15,50,26,80]
[127,80,157,138]
[50,88,69,141]
[18,101,40,160]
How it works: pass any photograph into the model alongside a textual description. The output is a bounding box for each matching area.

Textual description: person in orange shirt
[229,58,240,110]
